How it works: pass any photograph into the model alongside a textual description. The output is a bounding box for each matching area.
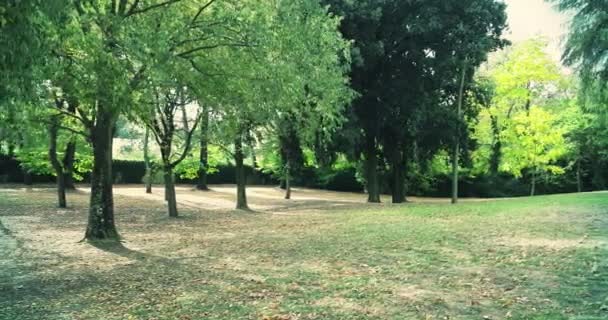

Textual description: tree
[196,105,210,191]
[473,38,563,178]
[205,0,352,210]
[549,0,608,107]
[500,106,568,195]
[138,84,200,218]
[325,0,507,203]
[39,0,287,238]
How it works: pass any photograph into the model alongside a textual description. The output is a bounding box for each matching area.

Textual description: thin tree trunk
[197,105,209,191]
[163,165,178,218]
[364,136,380,203]
[234,134,249,210]
[489,115,501,176]
[63,139,76,190]
[391,150,405,204]
[530,169,536,196]
[63,98,77,190]
[7,143,15,157]
[143,127,152,194]
[284,163,291,200]
[49,117,66,208]
[23,171,32,186]
[85,109,119,241]
[452,62,467,204]
[576,159,582,193]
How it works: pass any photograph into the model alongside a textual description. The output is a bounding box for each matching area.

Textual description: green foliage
[549,0,608,107]
[174,145,224,180]
[501,106,568,177]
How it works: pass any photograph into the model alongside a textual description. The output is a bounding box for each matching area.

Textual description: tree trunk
[576,159,582,193]
[7,143,15,157]
[49,117,67,208]
[62,139,76,190]
[85,110,119,241]
[364,136,380,203]
[234,134,249,210]
[530,169,536,196]
[63,99,78,190]
[143,127,152,194]
[163,165,178,218]
[451,62,467,205]
[489,115,501,176]
[284,163,291,200]
[23,171,32,186]
[196,105,209,191]
[391,150,405,204]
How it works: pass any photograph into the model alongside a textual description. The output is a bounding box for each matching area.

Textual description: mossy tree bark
[85,108,119,240]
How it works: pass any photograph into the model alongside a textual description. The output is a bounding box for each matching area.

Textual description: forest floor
[0,184,607,320]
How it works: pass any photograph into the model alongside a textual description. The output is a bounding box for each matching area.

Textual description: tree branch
[191,0,217,25]
[170,112,202,168]
[176,42,252,58]
[126,0,182,17]
[125,0,141,16]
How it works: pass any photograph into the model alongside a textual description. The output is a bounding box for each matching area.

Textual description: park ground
[0,184,607,320]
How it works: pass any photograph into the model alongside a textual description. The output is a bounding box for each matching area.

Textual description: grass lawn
[0,186,607,320]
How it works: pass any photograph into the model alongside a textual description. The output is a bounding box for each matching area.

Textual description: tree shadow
[88,240,160,262]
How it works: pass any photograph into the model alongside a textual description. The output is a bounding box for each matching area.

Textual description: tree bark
[391,150,405,204]
[489,115,501,176]
[63,98,78,190]
[163,165,178,218]
[234,134,249,210]
[23,171,32,186]
[62,140,76,190]
[284,163,291,200]
[530,168,536,196]
[143,127,153,194]
[7,143,15,157]
[364,136,380,203]
[49,117,67,208]
[85,110,119,241]
[196,105,209,191]
[451,62,467,204]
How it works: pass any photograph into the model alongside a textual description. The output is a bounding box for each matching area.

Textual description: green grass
[0,188,607,319]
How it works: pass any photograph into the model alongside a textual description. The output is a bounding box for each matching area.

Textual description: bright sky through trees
[504,0,570,62]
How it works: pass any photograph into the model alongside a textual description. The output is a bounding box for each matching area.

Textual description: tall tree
[139,84,200,218]
[549,0,608,107]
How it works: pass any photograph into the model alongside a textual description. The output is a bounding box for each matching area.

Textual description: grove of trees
[1,0,606,241]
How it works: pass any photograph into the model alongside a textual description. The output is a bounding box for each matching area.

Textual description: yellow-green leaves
[500,106,567,177]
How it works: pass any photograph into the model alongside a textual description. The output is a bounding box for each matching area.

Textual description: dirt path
[102,184,500,214]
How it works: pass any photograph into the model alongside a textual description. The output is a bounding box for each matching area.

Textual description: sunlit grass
[0,188,606,319]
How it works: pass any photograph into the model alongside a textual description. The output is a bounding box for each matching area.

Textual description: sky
[503,0,571,62]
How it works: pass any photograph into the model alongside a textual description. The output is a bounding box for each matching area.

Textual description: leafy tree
[500,106,568,195]
[138,84,200,218]
[549,0,608,107]
[325,0,507,203]
[473,38,563,177]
